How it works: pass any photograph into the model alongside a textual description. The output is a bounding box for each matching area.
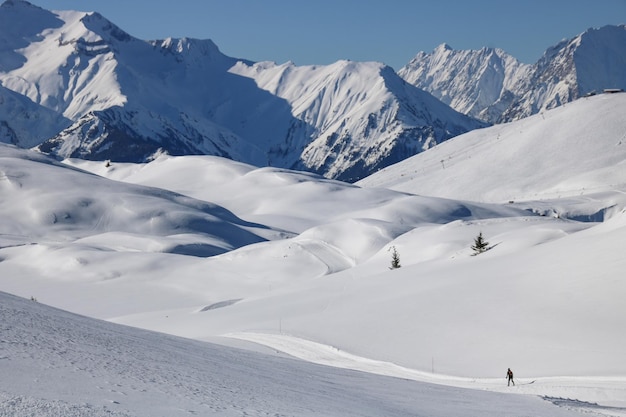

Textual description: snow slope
[358,93,626,206]
[5,291,592,417]
[0,144,269,254]
[0,85,69,148]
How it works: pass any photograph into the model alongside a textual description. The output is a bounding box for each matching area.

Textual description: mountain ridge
[1,0,624,180]
[397,44,531,123]
[0,0,483,181]
[230,59,484,180]
[399,24,626,123]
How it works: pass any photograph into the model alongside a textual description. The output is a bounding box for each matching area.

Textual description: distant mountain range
[398,25,626,123]
[0,0,624,180]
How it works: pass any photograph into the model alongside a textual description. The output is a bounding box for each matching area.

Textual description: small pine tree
[471,232,490,255]
[389,246,401,269]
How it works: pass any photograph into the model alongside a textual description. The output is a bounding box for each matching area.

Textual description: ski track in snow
[293,238,355,274]
[225,332,626,417]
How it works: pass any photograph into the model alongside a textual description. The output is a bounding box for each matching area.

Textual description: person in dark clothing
[506,368,515,386]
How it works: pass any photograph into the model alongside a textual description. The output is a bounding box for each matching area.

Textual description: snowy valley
[1,0,626,415]
[1,92,626,415]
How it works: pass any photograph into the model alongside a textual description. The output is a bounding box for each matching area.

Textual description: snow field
[2,291,589,417]
[1,93,626,415]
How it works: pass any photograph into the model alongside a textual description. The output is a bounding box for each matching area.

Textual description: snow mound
[0,143,268,252]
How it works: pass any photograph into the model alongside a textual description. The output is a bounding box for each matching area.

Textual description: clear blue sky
[27,0,626,69]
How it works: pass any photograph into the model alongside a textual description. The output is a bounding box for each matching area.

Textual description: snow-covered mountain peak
[152,36,221,57]
[0,0,63,62]
[402,25,626,123]
[500,24,626,121]
[0,1,128,118]
[563,23,626,56]
[150,36,239,70]
[398,43,531,123]
[76,10,133,44]
[0,0,127,49]
[434,43,452,53]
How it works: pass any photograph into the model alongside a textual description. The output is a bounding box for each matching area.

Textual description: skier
[506,368,515,386]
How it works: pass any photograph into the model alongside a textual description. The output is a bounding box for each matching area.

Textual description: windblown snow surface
[2,93,626,415]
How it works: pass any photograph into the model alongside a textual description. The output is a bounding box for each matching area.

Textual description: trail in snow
[225,332,626,417]
[2,292,592,417]
[293,238,355,274]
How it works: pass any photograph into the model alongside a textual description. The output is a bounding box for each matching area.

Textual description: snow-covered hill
[399,25,626,123]
[0,143,271,260]
[0,0,482,182]
[2,291,594,417]
[2,89,626,415]
[358,92,626,207]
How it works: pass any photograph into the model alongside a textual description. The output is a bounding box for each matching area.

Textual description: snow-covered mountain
[398,44,531,123]
[230,59,484,180]
[0,0,483,182]
[399,25,626,123]
[0,0,269,164]
[502,24,626,121]
[2,1,623,179]
[0,84,69,147]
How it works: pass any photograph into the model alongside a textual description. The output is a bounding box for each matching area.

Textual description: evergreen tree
[389,246,401,269]
[471,232,490,255]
